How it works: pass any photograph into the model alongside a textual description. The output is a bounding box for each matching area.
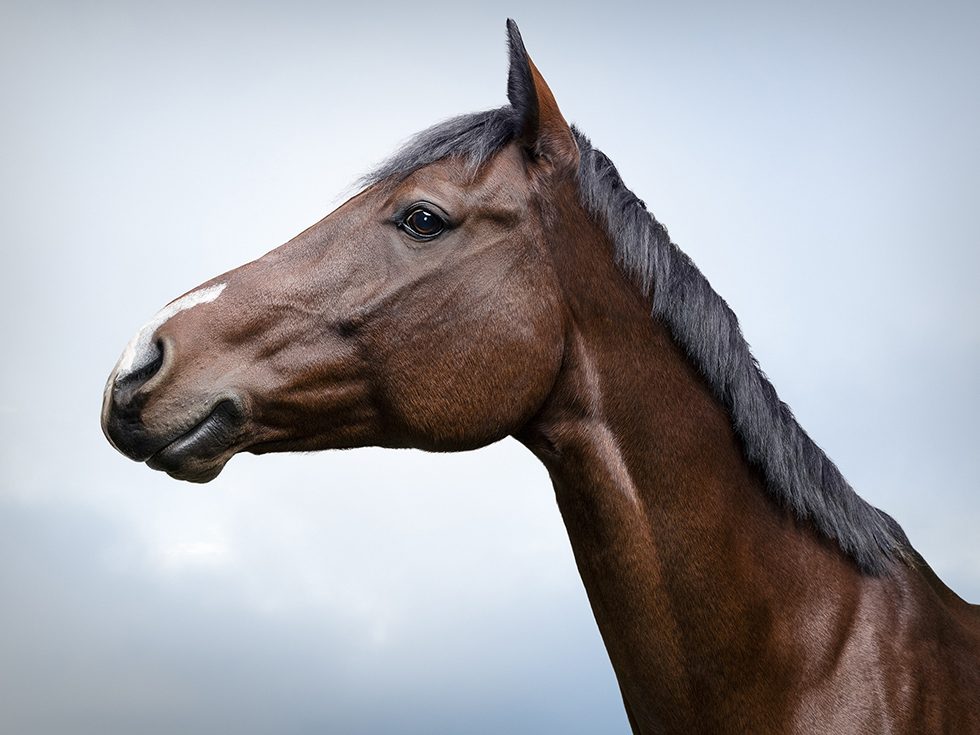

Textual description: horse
[101,19,979,734]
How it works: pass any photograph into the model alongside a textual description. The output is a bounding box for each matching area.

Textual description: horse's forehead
[397,144,530,204]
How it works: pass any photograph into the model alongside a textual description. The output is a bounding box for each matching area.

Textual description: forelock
[360,107,521,189]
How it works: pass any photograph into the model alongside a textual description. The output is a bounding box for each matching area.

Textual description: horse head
[102,21,578,483]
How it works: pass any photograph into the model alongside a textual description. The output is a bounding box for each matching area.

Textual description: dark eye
[400,207,446,240]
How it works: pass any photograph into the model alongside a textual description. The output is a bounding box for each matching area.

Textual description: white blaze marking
[115,282,227,377]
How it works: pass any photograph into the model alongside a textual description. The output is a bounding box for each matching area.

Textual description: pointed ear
[506,19,579,171]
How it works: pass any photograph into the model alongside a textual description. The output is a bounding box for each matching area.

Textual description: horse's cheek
[377,283,563,451]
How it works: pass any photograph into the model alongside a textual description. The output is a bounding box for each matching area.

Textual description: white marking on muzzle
[114,282,227,381]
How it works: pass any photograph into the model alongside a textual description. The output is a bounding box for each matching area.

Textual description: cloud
[0,491,627,735]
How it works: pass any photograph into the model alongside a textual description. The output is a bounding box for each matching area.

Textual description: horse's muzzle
[101,336,247,482]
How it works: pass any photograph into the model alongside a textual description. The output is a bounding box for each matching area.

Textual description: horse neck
[516,183,877,728]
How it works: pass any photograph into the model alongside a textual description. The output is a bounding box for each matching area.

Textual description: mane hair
[361,107,521,189]
[363,109,911,575]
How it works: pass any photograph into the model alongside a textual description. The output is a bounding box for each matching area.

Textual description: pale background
[1,1,977,733]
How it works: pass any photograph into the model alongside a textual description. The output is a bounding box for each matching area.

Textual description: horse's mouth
[145,399,245,483]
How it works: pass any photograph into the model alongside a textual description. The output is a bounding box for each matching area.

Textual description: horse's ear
[506,19,579,171]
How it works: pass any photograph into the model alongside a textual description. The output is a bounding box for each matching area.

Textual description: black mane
[362,109,911,575]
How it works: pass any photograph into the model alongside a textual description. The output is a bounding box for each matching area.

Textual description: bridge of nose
[110,282,228,386]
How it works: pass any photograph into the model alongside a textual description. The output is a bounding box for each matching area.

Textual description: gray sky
[1,1,977,733]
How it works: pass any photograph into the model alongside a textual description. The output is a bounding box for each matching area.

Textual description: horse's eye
[400,207,446,240]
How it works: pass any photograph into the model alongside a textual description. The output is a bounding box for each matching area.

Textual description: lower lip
[147,399,243,471]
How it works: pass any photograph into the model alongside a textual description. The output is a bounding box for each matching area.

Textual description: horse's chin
[146,450,232,483]
[142,399,245,483]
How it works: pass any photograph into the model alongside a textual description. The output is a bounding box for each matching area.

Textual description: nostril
[115,338,164,391]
